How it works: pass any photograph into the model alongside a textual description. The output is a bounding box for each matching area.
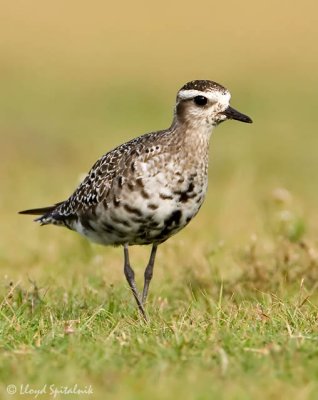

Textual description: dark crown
[180,80,227,94]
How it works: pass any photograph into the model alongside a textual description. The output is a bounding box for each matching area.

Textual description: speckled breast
[75,155,208,246]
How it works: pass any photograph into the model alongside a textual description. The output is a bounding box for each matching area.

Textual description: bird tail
[19,202,64,225]
[19,205,58,216]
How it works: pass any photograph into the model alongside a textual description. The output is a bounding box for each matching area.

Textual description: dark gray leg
[123,244,147,320]
[142,244,158,305]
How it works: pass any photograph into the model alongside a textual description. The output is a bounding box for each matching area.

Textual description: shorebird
[20,80,252,320]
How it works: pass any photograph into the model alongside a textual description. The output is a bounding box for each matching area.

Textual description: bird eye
[193,96,208,106]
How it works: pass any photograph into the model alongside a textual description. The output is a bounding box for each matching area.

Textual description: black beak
[223,106,253,123]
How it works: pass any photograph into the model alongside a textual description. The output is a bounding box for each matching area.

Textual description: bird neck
[170,117,214,151]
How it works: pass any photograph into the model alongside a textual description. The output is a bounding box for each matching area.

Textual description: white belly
[72,161,208,246]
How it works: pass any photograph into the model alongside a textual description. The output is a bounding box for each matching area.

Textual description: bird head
[175,80,252,128]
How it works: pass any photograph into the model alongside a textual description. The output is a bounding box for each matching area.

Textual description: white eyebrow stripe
[178,89,231,104]
[178,90,209,99]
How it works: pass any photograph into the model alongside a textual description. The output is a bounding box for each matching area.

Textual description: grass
[1,1,318,399]
[1,235,318,400]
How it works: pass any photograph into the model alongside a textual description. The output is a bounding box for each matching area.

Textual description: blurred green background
[1,1,318,399]
[1,0,317,270]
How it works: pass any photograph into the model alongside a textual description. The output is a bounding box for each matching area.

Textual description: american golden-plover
[20,80,252,320]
